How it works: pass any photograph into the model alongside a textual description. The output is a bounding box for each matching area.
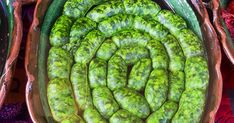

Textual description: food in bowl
[46,0,209,122]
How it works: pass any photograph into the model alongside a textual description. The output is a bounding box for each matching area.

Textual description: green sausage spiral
[47,0,209,122]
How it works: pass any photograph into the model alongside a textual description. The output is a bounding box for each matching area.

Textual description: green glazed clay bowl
[25,0,222,123]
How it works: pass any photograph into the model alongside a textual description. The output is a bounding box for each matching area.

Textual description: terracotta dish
[25,0,222,122]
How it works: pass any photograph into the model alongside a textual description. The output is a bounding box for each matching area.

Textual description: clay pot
[25,0,222,122]
[0,0,35,109]
[211,0,234,64]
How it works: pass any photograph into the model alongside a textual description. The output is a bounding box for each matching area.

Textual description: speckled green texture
[185,56,209,90]
[87,0,125,22]
[92,87,120,119]
[89,58,107,89]
[128,58,152,91]
[47,47,73,80]
[112,30,151,47]
[98,14,135,36]
[162,34,185,71]
[47,79,77,122]
[123,0,161,18]
[75,30,105,63]
[147,101,178,123]
[49,15,73,47]
[145,69,168,111]
[64,17,96,54]
[114,88,150,118]
[156,10,187,34]
[146,40,169,69]
[176,29,204,57]
[109,109,143,123]
[70,63,93,110]
[83,107,107,123]
[134,16,169,40]
[107,55,127,91]
[168,71,185,102]
[116,46,149,64]
[96,39,118,61]
[61,114,85,123]
[172,89,206,123]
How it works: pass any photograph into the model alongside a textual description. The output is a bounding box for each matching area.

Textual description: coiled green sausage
[89,58,107,89]
[112,30,151,47]
[185,56,209,90]
[75,30,105,63]
[49,15,73,47]
[110,109,143,123]
[98,14,135,37]
[47,47,73,80]
[123,0,161,18]
[83,107,107,123]
[114,88,150,118]
[47,79,77,122]
[96,39,118,61]
[64,17,96,54]
[128,58,152,91]
[107,55,127,91]
[156,10,187,34]
[172,89,206,123]
[146,40,169,69]
[70,63,93,110]
[92,87,119,119]
[87,0,125,22]
[147,101,178,123]
[145,69,168,111]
